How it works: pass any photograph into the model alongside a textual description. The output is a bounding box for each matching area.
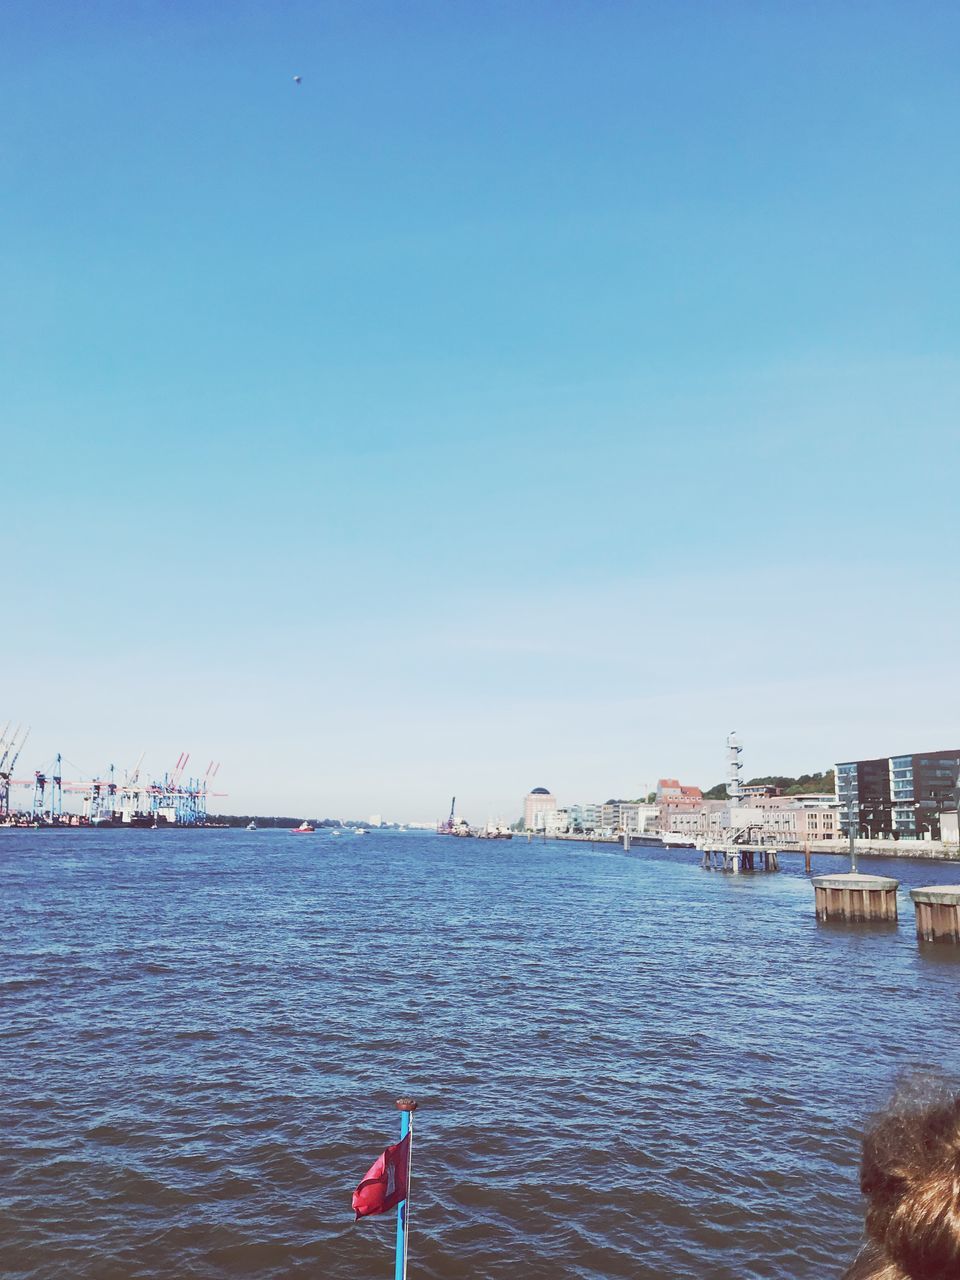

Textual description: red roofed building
[656,779,703,805]
[656,778,706,835]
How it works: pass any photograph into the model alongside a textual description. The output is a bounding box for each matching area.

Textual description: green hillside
[702,770,835,800]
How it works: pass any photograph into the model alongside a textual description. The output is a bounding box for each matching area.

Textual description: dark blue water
[2,830,958,1279]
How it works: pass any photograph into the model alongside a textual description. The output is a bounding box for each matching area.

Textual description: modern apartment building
[599,800,659,835]
[836,750,960,840]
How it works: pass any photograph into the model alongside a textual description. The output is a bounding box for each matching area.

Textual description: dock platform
[701,845,780,873]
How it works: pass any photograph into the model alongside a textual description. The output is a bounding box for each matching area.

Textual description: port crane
[30,752,65,819]
[0,731,225,825]
[0,726,30,817]
[438,796,456,834]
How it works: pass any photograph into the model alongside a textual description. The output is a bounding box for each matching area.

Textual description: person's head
[844,1079,960,1280]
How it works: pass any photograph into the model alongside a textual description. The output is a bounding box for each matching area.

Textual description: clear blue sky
[2,1,958,820]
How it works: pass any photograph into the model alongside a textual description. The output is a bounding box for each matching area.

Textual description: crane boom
[0,723,20,773]
[8,727,29,775]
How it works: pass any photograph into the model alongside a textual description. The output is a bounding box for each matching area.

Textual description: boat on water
[246,820,257,831]
[355,828,367,835]
[291,821,315,834]
[437,795,474,836]
[660,831,696,848]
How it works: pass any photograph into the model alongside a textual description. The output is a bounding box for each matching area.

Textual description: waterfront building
[523,786,557,831]
[661,800,728,839]
[565,802,603,833]
[656,779,703,804]
[836,750,960,839]
[599,800,659,835]
[580,802,603,830]
[542,808,569,837]
[795,806,840,841]
[744,793,840,841]
[657,779,706,836]
[660,794,839,843]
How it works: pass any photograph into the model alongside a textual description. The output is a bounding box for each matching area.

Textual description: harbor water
[2,829,959,1280]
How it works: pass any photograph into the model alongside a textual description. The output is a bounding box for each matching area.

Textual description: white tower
[727,732,743,807]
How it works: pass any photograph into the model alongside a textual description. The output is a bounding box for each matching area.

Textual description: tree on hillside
[697,770,836,798]
[742,771,836,795]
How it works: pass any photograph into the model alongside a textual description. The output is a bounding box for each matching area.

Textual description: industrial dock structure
[0,724,222,827]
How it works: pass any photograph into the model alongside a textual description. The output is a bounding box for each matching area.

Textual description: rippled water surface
[2,830,959,1279]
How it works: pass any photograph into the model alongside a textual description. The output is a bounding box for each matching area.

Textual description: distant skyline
[3,2,959,821]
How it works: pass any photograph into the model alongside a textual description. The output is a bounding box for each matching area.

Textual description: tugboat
[291,821,315,834]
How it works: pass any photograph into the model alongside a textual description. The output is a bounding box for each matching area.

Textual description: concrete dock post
[811,872,899,923]
[910,886,960,944]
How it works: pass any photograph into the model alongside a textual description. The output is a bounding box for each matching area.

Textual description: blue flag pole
[394,1098,417,1280]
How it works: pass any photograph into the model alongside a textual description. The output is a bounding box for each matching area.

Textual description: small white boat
[355,828,367,835]
[246,821,257,831]
[331,828,342,836]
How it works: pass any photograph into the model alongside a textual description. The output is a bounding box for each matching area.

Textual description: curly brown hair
[844,1079,960,1280]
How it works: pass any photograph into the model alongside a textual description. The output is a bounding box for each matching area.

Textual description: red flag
[352,1132,410,1220]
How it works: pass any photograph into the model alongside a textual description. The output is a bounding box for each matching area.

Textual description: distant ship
[291,821,315,834]
[246,820,257,831]
[437,795,475,836]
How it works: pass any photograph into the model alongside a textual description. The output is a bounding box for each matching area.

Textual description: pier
[700,844,780,873]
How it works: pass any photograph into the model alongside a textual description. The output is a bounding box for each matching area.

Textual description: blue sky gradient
[2,2,959,819]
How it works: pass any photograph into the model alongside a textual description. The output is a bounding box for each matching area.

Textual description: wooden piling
[910,886,960,944]
[811,872,899,923]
